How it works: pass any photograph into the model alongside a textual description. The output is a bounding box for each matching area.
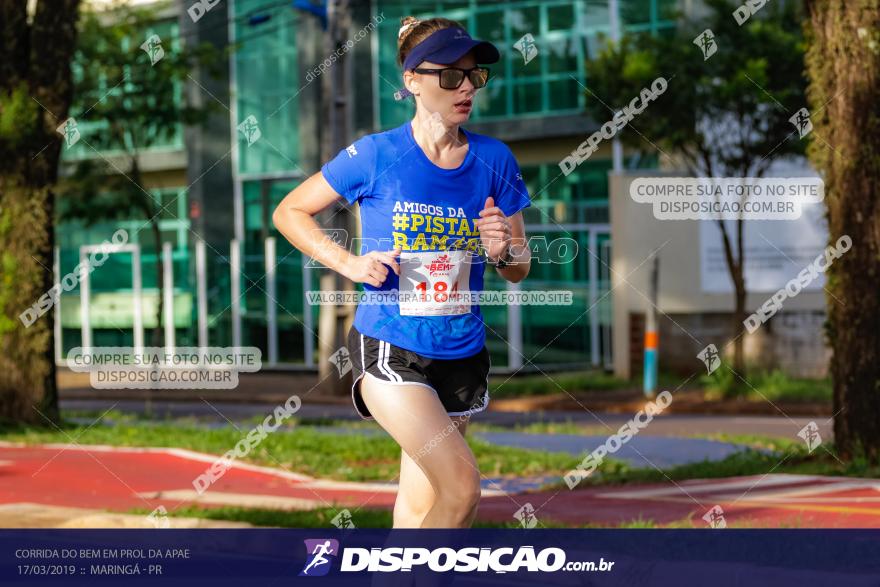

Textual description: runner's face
[415,52,478,123]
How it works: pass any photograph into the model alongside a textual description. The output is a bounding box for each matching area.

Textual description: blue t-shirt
[321,120,531,359]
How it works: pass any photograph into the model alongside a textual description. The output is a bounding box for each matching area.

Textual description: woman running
[273,16,532,528]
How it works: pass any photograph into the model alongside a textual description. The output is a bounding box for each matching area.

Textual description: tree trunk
[806,0,880,460]
[130,157,165,349]
[0,0,81,424]
[150,218,165,349]
[732,270,747,376]
[715,217,747,392]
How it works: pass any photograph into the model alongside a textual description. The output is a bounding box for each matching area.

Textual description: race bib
[399,250,472,316]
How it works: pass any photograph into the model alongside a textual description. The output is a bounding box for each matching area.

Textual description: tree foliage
[583,0,807,386]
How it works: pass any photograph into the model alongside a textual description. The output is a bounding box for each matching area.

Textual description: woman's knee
[434,468,481,511]
[394,495,433,527]
[396,484,435,515]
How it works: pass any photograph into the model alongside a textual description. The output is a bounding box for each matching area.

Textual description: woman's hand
[475,196,511,261]
[342,249,401,287]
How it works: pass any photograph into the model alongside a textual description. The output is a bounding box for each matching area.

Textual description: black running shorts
[346,324,491,421]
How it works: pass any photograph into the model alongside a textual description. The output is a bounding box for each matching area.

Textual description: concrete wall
[609,171,830,379]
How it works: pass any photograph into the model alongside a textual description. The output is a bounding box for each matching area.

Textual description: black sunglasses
[412,66,491,90]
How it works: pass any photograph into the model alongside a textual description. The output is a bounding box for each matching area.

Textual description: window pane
[475,79,508,118]
[475,10,505,44]
[620,0,652,27]
[658,0,679,21]
[512,81,543,113]
[580,0,611,29]
[547,3,574,31]
[507,6,539,38]
[234,0,300,173]
[548,78,579,110]
[546,37,578,73]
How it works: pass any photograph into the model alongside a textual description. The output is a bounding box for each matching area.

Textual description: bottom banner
[2,529,878,586]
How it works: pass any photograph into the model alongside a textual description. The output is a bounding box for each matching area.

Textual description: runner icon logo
[300,539,339,577]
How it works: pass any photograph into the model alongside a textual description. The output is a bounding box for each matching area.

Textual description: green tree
[583,0,807,387]
[0,0,81,425]
[59,2,221,347]
[805,0,880,460]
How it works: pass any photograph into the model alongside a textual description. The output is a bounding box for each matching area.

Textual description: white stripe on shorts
[377,340,403,382]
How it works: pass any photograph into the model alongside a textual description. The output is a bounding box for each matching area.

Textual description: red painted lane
[0,444,397,515]
[478,475,880,528]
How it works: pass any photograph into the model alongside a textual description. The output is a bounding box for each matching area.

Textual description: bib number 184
[414,279,459,301]
[400,250,471,316]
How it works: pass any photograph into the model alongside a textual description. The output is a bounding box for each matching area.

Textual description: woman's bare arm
[271,172,399,287]
[495,212,530,283]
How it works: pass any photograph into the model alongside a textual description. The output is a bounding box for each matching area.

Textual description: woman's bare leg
[393,448,434,528]
[359,373,481,528]
[393,417,470,528]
